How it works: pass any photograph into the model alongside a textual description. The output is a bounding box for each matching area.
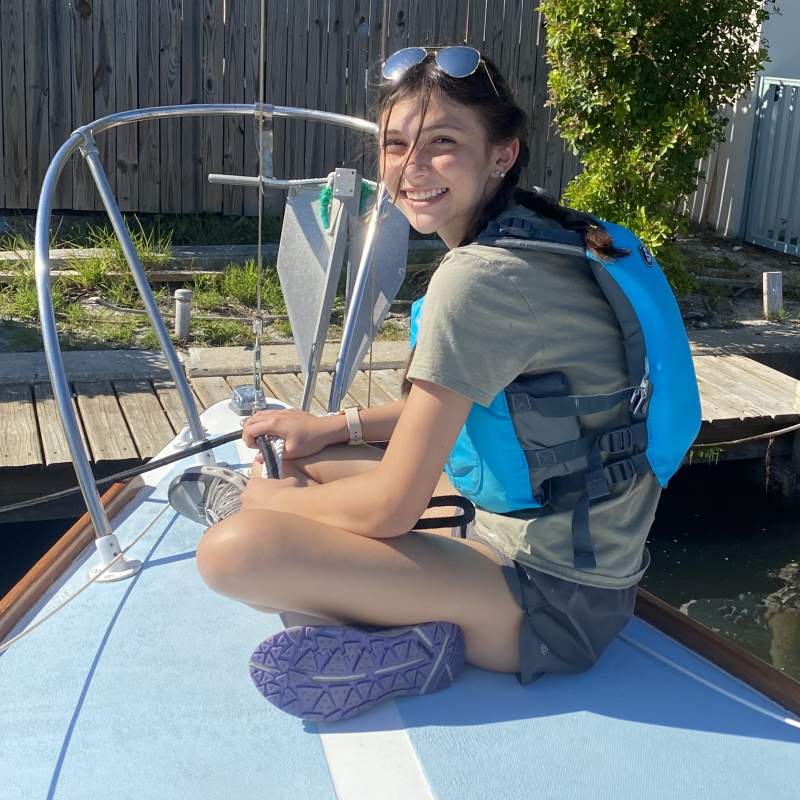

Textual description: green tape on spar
[319,178,377,230]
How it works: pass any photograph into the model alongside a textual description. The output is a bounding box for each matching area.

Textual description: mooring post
[174,288,192,340]
[763,271,783,319]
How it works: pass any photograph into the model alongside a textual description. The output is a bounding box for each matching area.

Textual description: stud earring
[494,170,506,178]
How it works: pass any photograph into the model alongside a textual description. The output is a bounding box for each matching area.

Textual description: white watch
[341,406,364,446]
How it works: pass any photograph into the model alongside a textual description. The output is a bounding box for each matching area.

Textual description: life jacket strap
[571,451,651,570]
[509,385,640,418]
[522,421,648,471]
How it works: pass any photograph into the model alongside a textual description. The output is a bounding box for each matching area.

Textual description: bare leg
[197,510,522,674]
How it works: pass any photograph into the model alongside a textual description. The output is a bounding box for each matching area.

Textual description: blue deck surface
[2,433,799,800]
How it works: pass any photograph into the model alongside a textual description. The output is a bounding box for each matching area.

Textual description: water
[642,462,800,682]
[0,515,79,598]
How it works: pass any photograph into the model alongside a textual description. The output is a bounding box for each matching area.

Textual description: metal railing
[34,103,380,546]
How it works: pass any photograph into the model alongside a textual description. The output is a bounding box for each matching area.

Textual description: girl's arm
[351,398,406,444]
[241,380,471,537]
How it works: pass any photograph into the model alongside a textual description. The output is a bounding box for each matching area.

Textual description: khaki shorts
[456,524,638,685]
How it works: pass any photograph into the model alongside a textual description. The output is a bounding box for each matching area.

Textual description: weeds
[221,260,260,307]
[260,266,286,313]
[193,319,251,345]
[192,274,226,311]
[657,242,697,297]
[766,307,787,323]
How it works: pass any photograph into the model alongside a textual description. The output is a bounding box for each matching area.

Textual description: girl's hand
[241,408,340,460]
[240,474,304,513]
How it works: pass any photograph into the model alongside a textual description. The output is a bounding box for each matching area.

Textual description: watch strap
[343,406,364,446]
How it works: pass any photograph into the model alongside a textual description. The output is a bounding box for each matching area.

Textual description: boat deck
[1,400,798,800]
[0,351,799,471]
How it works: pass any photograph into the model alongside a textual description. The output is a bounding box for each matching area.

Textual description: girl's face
[380,94,518,248]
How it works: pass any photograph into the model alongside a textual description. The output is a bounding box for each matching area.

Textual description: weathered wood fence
[0,0,579,217]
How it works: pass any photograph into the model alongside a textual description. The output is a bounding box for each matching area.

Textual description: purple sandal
[249,621,465,722]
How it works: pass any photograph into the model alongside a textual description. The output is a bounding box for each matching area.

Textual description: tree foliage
[538,0,778,251]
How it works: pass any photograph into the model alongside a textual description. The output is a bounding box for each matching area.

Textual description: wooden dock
[0,368,404,470]
[0,350,799,519]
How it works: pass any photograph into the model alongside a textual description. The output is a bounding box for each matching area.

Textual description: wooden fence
[0,0,580,217]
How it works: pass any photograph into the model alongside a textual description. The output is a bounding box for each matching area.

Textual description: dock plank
[347,369,396,408]
[152,380,203,432]
[692,358,770,420]
[367,369,403,402]
[705,357,798,419]
[33,383,90,467]
[73,382,139,463]
[263,372,326,415]
[312,371,358,412]
[113,381,175,459]
[0,385,43,468]
[695,375,734,423]
[191,377,233,409]
[724,356,800,409]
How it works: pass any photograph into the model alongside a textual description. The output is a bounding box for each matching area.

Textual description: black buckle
[604,458,635,486]
[599,427,633,454]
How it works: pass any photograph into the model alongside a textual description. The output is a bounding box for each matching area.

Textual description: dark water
[1,464,798,682]
[642,462,800,682]
[0,515,79,598]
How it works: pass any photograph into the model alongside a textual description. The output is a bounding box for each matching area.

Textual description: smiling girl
[180,47,698,723]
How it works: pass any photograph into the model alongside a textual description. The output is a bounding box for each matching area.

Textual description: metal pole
[329,183,391,411]
[79,131,208,446]
[34,132,113,538]
[34,103,380,543]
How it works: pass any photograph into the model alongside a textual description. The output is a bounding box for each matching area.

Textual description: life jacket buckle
[599,427,633,454]
[604,458,636,486]
[630,374,651,419]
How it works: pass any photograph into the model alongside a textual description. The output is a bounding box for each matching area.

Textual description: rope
[0,503,173,655]
[0,430,243,517]
[619,632,800,730]
[693,420,800,450]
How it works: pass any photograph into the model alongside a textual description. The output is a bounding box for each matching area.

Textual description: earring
[494,170,506,178]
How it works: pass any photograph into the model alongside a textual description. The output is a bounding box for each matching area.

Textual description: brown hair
[377,51,627,258]
[378,51,628,396]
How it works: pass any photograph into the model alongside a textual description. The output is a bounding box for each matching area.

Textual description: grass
[0,210,415,351]
[192,274,227,311]
[221,260,260,307]
[193,319,252,346]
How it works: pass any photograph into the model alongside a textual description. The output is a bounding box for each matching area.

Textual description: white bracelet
[342,406,364,446]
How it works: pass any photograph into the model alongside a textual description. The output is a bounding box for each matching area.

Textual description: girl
[186,47,683,723]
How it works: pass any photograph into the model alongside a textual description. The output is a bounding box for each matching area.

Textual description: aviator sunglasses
[381,46,500,96]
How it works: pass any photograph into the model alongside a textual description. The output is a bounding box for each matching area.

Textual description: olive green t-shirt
[406,210,660,590]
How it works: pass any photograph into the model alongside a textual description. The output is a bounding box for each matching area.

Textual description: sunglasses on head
[381,46,500,97]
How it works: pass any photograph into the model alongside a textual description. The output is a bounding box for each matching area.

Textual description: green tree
[538,0,777,251]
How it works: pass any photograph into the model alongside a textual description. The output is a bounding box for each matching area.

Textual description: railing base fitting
[88,534,142,583]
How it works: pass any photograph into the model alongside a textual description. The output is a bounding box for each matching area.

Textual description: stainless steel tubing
[207,174,329,188]
[34,103,380,541]
[329,183,391,412]
[35,132,114,537]
[79,132,207,446]
[83,103,378,138]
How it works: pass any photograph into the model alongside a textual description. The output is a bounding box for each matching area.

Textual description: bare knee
[195,511,288,597]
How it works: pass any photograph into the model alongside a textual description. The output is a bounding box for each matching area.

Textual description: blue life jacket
[409,213,702,571]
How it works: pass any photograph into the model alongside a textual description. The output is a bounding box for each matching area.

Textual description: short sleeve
[405,248,540,406]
